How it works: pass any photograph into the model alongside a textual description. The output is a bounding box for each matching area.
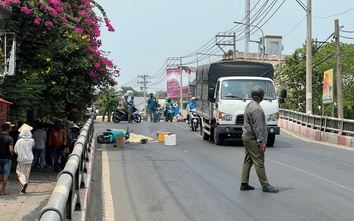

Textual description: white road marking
[102,148,115,220]
[269,158,354,193]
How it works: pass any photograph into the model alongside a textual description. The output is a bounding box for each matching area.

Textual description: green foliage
[275,41,354,118]
[0,0,118,122]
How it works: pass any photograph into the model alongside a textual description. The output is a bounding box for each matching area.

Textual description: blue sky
[95,0,354,92]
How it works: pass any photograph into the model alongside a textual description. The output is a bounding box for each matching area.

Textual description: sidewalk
[0,167,57,221]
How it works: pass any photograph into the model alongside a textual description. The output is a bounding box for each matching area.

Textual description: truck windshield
[221,79,277,100]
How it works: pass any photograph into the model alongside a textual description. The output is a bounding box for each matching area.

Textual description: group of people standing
[0,120,80,195]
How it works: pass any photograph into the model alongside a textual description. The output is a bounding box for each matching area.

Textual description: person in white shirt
[14,127,35,193]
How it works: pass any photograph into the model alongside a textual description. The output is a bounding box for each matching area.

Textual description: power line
[340,35,354,40]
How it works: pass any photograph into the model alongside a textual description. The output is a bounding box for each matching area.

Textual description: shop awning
[0,98,13,108]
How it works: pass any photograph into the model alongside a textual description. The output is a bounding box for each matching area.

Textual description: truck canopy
[197,60,273,87]
[196,60,274,101]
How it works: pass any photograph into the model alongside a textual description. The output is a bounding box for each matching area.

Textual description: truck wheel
[267,134,275,147]
[214,127,224,145]
[202,129,209,140]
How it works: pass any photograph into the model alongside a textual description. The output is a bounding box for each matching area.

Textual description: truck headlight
[221,113,233,121]
[266,113,278,122]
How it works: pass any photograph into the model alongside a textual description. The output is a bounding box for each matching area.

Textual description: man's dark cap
[1,123,10,131]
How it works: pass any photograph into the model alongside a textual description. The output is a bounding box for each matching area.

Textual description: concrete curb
[279,119,354,148]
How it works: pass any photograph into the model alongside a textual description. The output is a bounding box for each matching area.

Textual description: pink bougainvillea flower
[70,78,77,83]
[72,108,78,113]
[62,16,67,22]
[21,6,33,14]
[56,7,63,13]
[89,70,97,79]
[45,21,53,28]
[49,0,61,7]
[75,28,83,34]
[105,19,115,32]
[34,18,41,25]
[95,63,100,69]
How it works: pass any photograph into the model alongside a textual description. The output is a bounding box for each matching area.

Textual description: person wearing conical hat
[14,127,35,193]
[68,124,80,154]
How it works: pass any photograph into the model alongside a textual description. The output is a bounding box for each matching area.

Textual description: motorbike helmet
[149,93,153,96]
[251,86,265,100]
[191,97,196,101]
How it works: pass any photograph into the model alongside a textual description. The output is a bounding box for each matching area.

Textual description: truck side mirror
[279,89,287,104]
[280,89,287,99]
[208,87,215,102]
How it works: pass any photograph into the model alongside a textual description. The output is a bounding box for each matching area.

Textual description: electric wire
[148,0,290,88]
[341,29,354,33]
[340,35,354,40]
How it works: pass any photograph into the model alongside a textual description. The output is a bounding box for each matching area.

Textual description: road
[89,120,354,221]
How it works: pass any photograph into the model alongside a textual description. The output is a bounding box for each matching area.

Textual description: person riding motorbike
[122,94,132,123]
[186,97,197,123]
[164,98,173,119]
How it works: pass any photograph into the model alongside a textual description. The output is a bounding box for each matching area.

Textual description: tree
[119,87,143,97]
[275,41,354,118]
[0,0,119,122]
[154,90,167,99]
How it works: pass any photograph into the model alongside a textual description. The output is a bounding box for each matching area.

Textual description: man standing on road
[0,123,14,195]
[240,86,278,193]
[147,93,157,122]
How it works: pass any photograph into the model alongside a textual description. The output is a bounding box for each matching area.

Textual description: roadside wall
[279,119,354,148]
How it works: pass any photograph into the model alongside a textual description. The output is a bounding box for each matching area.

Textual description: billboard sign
[322,69,333,105]
[166,67,189,98]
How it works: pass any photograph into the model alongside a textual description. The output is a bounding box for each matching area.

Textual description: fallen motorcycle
[97,128,132,144]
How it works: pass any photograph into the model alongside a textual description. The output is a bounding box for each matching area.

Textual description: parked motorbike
[188,109,199,131]
[112,106,142,123]
[156,107,164,121]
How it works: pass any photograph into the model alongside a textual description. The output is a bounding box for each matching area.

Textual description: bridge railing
[280,109,354,136]
[38,115,95,221]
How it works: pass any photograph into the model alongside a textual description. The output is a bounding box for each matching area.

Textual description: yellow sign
[322,69,333,104]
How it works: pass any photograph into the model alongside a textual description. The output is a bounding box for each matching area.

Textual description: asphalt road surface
[89,120,354,221]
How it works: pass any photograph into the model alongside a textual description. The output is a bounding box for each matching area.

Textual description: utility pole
[215,33,236,60]
[137,74,150,116]
[245,0,250,52]
[334,19,343,118]
[179,57,183,110]
[305,0,313,115]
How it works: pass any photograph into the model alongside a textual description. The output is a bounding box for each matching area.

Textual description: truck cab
[210,76,280,146]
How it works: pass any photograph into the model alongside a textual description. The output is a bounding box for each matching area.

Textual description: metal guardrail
[280,109,354,136]
[38,115,95,220]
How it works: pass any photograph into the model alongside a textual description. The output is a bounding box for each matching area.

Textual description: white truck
[195,60,286,146]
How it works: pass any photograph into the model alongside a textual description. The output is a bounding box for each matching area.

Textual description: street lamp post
[234,21,264,63]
